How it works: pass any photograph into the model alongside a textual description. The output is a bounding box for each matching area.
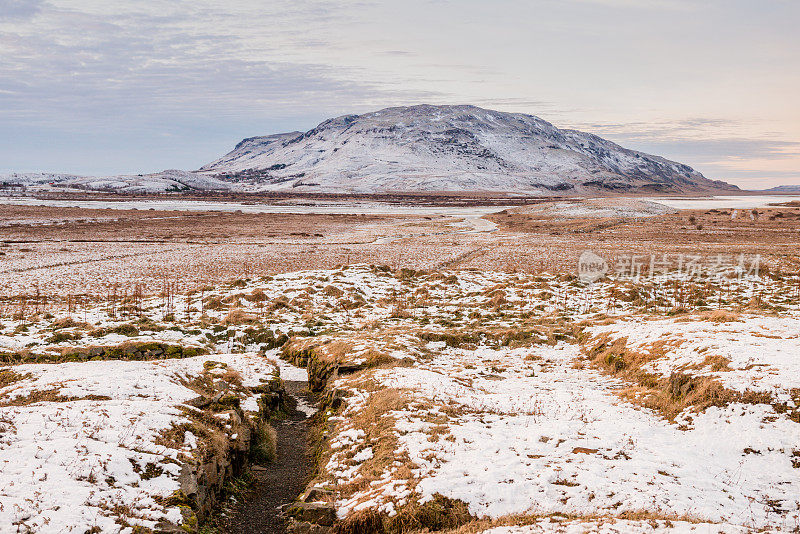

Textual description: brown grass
[224,308,258,325]
[0,368,29,389]
[334,386,413,497]
[336,494,474,534]
[52,317,92,330]
[584,335,771,420]
[324,285,345,297]
[204,296,224,310]
[221,368,243,386]
[0,388,112,407]
[675,310,742,323]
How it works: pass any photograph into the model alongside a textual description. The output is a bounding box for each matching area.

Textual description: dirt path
[222,380,316,534]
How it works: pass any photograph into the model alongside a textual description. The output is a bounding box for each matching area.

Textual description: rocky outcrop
[156,372,288,532]
[280,342,366,392]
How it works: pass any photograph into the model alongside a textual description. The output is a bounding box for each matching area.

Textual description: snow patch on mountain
[0,169,233,193]
[200,105,736,195]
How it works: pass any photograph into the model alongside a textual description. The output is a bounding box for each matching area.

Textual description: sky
[0,0,798,189]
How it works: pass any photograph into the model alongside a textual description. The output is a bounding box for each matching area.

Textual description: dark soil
[222,380,316,534]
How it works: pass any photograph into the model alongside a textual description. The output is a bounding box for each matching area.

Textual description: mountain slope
[0,170,234,193]
[766,185,800,193]
[200,105,736,195]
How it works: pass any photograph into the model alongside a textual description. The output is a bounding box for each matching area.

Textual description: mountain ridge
[199,104,737,195]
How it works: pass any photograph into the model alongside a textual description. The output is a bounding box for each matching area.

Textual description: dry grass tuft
[386,494,475,533]
[675,310,742,323]
[250,420,277,464]
[224,308,258,325]
[52,317,92,330]
[0,388,112,407]
[242,288,267,303]
[336,509,385,534]
[324,285,345,297]
[0,368,30,393]
[699,354,731,372]
[221,368,243,386]
[585,335,770,420]
[204,296,224,310]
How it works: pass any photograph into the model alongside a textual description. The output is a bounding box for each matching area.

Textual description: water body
[0,196,510,218]
[644,195,800,210]
[1,194,798,216]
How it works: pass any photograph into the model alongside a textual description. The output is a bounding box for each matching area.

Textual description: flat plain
[1,195,799,534]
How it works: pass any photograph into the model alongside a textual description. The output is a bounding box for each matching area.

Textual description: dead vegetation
[337,494,474,534]
[0,368,29,389]
[408,509,716,534]
[583,335,773,420]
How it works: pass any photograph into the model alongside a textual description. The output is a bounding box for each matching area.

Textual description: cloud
[562,117,800,187]
[577,118,800,163]
[567,0,697,10]
[0,0,447,173]
[0,0,43,20]
[0,0,798,186]
[0,1,433,130]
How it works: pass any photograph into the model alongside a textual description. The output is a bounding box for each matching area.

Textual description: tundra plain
[1,195,799,534]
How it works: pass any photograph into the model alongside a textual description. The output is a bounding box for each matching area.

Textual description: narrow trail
[222,380,316,534]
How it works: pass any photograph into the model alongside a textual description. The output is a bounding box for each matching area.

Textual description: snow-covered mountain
[200,105,736,195]
[766,185,800,193]
[0,170,233,194]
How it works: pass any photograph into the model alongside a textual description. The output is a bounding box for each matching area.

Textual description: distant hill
[0,170,233,194]
[200,104,737,195]
[766,185,800,193]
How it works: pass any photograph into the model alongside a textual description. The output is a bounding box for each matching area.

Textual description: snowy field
[327,342,798,530]
[0,352,307,532]
[1,265,799,532]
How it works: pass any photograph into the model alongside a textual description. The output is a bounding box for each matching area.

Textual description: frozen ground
[478,519,756,533]
[0,352,304,532]
[1,265,799,532]
[587,315,800,397]
[645,195,800,210]
[0,195,511,217]
[328,343,799,530]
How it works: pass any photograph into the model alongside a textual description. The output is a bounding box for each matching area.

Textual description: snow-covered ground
[326,343,800,530]
[514,198,677,219]
[479,519,756,533]
[1,265,799,532]
[586,315,800,397]
[0,352,303,532]
[645,195,800,210]
[0,194,510,217]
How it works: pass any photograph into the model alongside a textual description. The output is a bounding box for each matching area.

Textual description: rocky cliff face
[200,104,737,195]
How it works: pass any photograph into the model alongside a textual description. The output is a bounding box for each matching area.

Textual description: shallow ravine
[221,380,317,534]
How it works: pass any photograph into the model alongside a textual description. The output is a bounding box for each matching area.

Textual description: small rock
[154,521,185,534]
[185,396,211,409]
[286,519,334,534]
[177,464,198,497]
[288,502,337,526]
